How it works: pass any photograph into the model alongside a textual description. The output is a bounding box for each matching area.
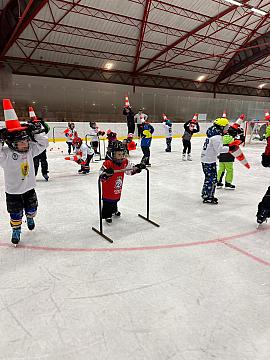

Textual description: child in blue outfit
[140,120,154,166]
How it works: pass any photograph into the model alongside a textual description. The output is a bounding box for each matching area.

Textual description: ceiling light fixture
[223,0,243,6]
[251,7,267,16]
[197,75,206,82]
[104,62,113,70]
[258,83,266,89]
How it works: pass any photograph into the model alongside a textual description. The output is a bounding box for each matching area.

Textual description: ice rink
[0,137,270,360]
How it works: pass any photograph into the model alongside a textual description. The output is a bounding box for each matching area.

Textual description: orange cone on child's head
[192,113,198,121]
[29,106,38,122]
[162,113,167,121]
[222,110,227,118]
[264,111,270,121]
[3,99,27,132]
[124,95,130,108]
[235,113,245,125]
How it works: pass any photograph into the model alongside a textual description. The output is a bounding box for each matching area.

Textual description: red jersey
[101,159,128,201]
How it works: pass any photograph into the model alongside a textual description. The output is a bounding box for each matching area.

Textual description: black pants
[34,150,48,176]
[258,186,270,211]
[102,200,118,219]
[6,189,38,228]
[66,142,73,155]
[91,140,99,153]
[137,124,143,138]
[127,122,135,134]
[141,146,150,165]
[166,137,172,150]
[80,154,94,172]
[182,139,191,154]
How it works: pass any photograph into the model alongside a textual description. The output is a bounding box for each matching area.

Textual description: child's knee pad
[10,211,23,228]
[25,207,37,218]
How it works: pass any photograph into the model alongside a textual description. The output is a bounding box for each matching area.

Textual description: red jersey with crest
[101,159,129,201]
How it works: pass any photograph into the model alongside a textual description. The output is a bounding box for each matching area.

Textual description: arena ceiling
[1,0,270,97]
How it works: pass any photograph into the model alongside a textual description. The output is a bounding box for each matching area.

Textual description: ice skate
[256,208,269,227]
[26,217,35,230]
[165,148,171,152]
[43,174,49,181]
[187,154,192,161]
[202,197,218,205]
[105,218,112,224]
[11,228,21,246]
[182,154,186,161]
[216,182,223,189]
[225,182,235,190]
[114,211,121,217]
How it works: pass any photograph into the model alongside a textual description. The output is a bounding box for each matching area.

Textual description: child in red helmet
[64,122,78,155]
[100,141,145,223]
[122,133,136,155]
[72,137,94,174]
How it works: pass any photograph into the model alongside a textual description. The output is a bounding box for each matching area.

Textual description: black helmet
[107,141,126,164]
[5,130,30,153]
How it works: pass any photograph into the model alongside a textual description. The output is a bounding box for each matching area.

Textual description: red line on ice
[0,227,269,254]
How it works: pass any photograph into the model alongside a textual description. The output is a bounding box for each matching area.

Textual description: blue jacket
[141,123,154,147]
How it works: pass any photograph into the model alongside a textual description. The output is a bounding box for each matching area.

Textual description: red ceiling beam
[0,0,48,58]
[215,31,270,83]
[133,0,152,73]
[27,0,82,58]
[135,0,250,74]
[17,38,220,75]
[4,56,270,97]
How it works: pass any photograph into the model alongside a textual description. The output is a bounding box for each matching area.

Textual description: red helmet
[72,137,82,147]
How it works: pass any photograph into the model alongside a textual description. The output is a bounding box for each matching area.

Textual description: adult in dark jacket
[123,106,135,134]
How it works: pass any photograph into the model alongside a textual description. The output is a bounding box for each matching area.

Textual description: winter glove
[76,158,83,164]
[40,120,50,134]
[261,153,270,167]
[104,168,114,176]
[135,163,146,170]
[229,144,238,152]
[98,131,105,136]
[0,128,7,142]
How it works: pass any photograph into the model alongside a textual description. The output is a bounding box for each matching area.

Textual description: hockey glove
[104,168,114,176]
[261,153,270,167]
[0,128,7,142]
[229,145,238,152]
[135,163,146,170]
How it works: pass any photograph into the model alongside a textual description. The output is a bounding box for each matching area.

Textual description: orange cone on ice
[29,106,39,122]
[3,99,27,132]
[124,95,130,108]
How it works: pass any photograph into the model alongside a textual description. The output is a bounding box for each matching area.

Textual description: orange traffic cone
[3,99,27,132]
[192,113,198,121]
[235,113,245,125]
[222,110,227,118]
[162,113,167,121]
[29,106,39,122]
[124,95,130,108]
[65,154,81,162]
[264,111,270,121]
[229,142,250,169]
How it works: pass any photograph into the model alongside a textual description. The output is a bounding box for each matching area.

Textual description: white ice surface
[0,138,270,360]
